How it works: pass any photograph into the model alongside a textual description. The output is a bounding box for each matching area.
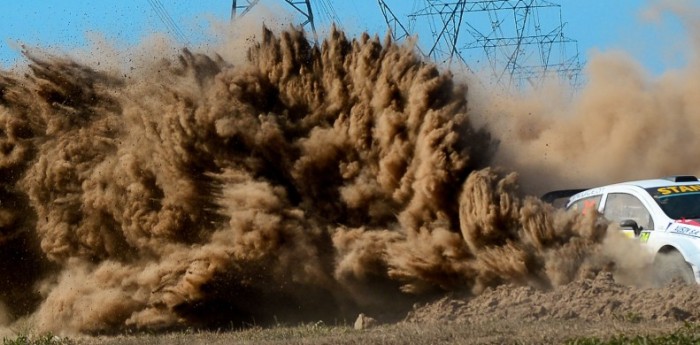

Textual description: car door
[601,189,655,238]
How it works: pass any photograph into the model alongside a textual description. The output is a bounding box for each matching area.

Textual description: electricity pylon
[377,0,583,90]
[231,0,318,44]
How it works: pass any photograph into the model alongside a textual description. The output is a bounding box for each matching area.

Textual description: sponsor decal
[656,185,700,195]
[677,218,700,226]
[570,188,603,203]
[671,225,700,238]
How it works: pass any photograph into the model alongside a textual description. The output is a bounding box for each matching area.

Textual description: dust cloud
[471,2,700,194]
[0,9,679,334]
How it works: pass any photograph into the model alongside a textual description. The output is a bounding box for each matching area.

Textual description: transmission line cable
[146,0,188,44]
[153,0,188,43]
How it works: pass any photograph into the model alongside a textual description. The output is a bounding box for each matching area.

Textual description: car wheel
[653,250,695,286]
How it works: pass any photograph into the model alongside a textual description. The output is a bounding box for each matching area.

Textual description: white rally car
[545,176,700,284]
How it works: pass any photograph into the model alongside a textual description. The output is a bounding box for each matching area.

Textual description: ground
[45,272,699,344]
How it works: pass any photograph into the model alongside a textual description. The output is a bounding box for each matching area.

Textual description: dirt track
[408,272,700,325]
[402,272,700,343]
[54,272,698,344]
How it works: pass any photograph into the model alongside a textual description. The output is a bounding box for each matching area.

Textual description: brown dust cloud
[0,2,699,334]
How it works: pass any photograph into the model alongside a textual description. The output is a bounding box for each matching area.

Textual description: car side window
[568,195,602,215]
[603,193,654,230]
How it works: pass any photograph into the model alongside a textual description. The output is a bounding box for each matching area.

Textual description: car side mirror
[620,219,641,236]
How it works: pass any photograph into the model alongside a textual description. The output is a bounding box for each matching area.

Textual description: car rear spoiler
[540,189,588,207]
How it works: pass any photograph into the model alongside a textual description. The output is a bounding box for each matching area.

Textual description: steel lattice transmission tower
[377,0,583,90]
[231,0,319,44]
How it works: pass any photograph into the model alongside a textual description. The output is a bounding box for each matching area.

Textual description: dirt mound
[407,272,700,324]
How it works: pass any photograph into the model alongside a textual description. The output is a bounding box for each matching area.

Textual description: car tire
[653,250,695,286]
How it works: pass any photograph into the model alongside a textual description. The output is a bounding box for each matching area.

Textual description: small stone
[354,313,377,330]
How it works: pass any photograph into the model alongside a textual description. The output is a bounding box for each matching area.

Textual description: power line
[316,0,341,26]
[146,0,188,45]
[154,0,188,42]
[379,0,583,91]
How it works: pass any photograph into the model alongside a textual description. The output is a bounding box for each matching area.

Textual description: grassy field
[4,320,700,345]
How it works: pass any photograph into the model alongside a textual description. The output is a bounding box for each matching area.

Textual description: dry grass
[3,319,681,345]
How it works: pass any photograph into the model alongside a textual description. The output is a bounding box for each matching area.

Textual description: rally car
[543,175,700,285]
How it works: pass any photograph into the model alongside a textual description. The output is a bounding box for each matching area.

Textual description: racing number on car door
[639,231,651,243]
[603,193,654,235]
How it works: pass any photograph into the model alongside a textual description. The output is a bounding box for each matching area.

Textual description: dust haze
[0,2,695,335]
[473,1,700,194]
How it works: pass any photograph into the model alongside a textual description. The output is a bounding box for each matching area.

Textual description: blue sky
[0,1,690,75]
